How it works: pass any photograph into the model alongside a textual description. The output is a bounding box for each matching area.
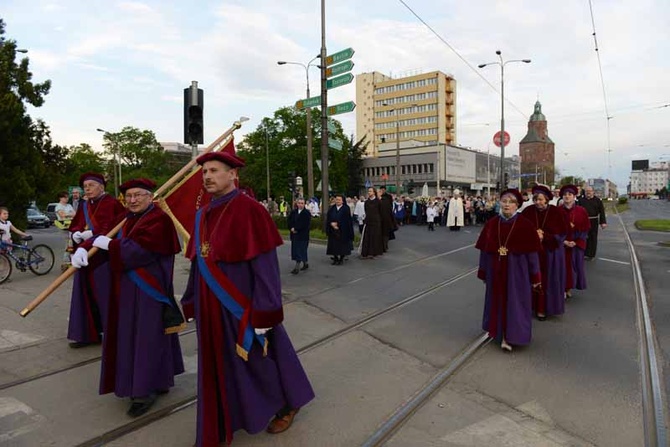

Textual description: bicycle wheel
[0,253,12,284]
[28,244,55,276]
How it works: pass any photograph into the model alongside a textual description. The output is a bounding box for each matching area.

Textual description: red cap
[500,188,523,205]
[560,184,578,197]
[196,151,245,168]
[119,178,156,194]
[532,184,552,200]
[79,172,106,187]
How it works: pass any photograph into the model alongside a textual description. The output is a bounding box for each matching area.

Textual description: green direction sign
[325,47,355,66]
[326,60,354,78]
[327,119,337,133]
[326,73,354,90]
[327,101,356,116]
[328,138,343,150]
[295,96,322,109]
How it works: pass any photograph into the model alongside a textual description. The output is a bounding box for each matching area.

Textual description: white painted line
[598,257,631,265]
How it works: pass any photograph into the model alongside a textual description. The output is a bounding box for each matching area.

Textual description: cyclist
[0,207,31,251]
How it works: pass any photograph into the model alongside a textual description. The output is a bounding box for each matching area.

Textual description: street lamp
[382,103,401,194]
[96,128,121,197]
[479,50,531,191]
[277,55,320,199]
[17,49,28,54]
[264,126,271,201]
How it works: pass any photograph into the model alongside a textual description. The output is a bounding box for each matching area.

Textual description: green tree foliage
[236,106,364,200]
[559,175,584,187]
[0,19,51,226]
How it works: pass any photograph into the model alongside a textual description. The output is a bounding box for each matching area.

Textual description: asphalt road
[0,203,667,446]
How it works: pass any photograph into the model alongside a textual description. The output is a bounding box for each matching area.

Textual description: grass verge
[634,219,670,232]
[278,228,361,244]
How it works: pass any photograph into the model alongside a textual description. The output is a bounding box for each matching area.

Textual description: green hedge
[618,197,628,205]
[272,214,324,231]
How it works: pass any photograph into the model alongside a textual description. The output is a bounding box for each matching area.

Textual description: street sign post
[325,60,354,78]
[325,48,355,66]
[327,101,356,116]
[295,96,322,109]
[326,73,354,90]
[328,139,343,150]
[493,131,510,147]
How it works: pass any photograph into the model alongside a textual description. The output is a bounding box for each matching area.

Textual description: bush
[618,197,628,205]
[272,214,324,231]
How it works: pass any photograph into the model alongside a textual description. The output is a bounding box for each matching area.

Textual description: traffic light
[184,82,204,144]
[288,171,296,195]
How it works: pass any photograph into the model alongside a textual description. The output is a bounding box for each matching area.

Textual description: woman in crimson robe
[476,189,542,352]
[521,185,568,320]
[557,185,590,298]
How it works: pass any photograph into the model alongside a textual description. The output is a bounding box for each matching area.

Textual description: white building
[629,161,669,197]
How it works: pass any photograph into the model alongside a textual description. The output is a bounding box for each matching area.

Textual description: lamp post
[479,51,531,191]
[278,56,320,199]
[265,126,271,201]
[96,128,121,197]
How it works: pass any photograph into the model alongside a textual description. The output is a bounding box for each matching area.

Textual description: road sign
[493,131,510,147]
[328,138,343,150]
[327,101,356,116]
[326,73,354,90]
[326,60,354,78]
[325,47,355,66]
[327,119,337,133]
[295,96,321,109]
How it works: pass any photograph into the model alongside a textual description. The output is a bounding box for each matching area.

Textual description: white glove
[71,248,89,268]
[92,235,111,251]
[254,328,271,335]
[80,230,94,241]
[72,231,84,244]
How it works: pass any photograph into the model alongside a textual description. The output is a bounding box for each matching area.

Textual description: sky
[3,0,670,191]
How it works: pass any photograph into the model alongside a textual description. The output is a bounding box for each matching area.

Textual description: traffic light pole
[319,0,329,218]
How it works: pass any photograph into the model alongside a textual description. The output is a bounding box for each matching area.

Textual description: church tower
[519,100,555,189]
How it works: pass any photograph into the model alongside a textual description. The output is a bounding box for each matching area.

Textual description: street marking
[598,257,630,265]
[0,330,43,350]
[441,413,564,446]
[0,397,46,443]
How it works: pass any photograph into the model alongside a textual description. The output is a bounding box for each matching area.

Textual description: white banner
[445,147,476,183]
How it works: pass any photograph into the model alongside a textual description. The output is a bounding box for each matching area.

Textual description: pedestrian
[353,194,366,233]
[71,178,185,417]
[578,186,607,260]
[447,189,465,231]
[426,201,437,231]
[476,189,542,352]
[288,197,311,274]
[69,187,83,212]
[393,196,405,226]
[54,192,76,268]
[378,186,395,251]
[0,207,31,248]
[359,187,384,259]
[557,185,590,299]
[521,185,568,320]
[326,194,355,265]
[181,151,314,446]
[68,172,125,348]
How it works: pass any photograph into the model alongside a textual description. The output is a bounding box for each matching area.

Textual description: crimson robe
[67,193,125,344]
[521,205,568,316]
[476,213,542,345]
[181,189,314,447]
[100,204,184,398]
[558,204,590,292]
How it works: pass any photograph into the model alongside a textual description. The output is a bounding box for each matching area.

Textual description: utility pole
[320,0,329,218]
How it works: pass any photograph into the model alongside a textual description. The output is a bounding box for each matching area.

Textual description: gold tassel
[236,344,249,361]
[164,322,187,335]
[263,338,268,357]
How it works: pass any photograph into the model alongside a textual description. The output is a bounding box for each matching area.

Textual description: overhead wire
[396,0,528,119]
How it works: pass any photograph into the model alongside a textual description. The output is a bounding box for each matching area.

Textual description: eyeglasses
[125,192,151,200]
[500,199,518,205]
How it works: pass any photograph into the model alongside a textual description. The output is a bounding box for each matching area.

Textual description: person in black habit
[578,186,607,260]
[360,187,384,259]
[288,197,312,274]
[326,194,354,265]
[378,186,395,252]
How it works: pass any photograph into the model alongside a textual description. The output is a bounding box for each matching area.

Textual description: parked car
[26,208,51,228]
[45,203,59,222]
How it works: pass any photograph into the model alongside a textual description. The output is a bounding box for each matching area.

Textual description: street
[0,199,668,446]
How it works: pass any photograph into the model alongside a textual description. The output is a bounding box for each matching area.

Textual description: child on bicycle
[0,207,31,251]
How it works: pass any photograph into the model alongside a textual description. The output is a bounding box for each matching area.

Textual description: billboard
[445,146,476,184]
[632,160,649,171]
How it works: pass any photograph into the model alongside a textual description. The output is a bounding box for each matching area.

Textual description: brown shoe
[266,408,300,434]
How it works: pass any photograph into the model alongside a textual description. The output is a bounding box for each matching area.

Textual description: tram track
[72,266,480,447]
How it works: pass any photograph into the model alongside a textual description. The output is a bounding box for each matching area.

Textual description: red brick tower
[519,100,555,189]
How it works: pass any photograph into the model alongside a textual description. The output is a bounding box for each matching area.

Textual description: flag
[158,138,236,253]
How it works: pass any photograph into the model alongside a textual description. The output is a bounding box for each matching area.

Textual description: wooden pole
[20,120,244,317]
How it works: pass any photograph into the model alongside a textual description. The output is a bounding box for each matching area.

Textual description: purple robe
[182,191,314,447]
[67,260,112,343]
[477,214,542,346]
[100,239,184,397]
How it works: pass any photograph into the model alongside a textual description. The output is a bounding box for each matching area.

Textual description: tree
[0,19,51,226]
[236,106,357,200]
[345,136,368,197]
[559,175,584,187]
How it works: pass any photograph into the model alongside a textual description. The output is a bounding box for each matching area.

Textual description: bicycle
[0,236,55,284]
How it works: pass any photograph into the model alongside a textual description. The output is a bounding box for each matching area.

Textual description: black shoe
[291,268,300,275]
[331,259,338,265]
[127,394,157,418]
[300,263,309,271]
[537,315,547,321]
[69,341,95,349]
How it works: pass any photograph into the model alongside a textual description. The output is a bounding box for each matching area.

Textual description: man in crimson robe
[181,151,314,447]
[71,178,185,417]
[521,184,568,320]
[476,189,542,352]
[67,172,125,348]
[557,184,590,298]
